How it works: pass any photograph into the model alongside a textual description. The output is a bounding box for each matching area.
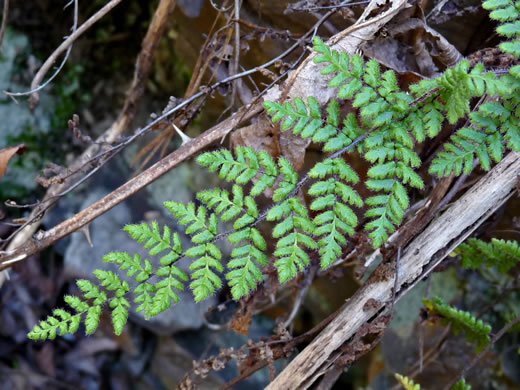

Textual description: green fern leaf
[85,305,102,335]
[197,147,263,185]
[273,158,298,202]
[268,198,316,282]
[394,374,421,390]
[455,238,520,273]
[110,296,130,336]
[452,378,472,390]
[423,297,491,353]
[104,252,153,283]
[483,0,512,11]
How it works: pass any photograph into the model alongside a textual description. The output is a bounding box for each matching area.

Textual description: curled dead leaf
[0,144,27,180]
[230,303,253,336]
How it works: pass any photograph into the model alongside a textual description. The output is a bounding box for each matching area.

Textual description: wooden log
[266,152,520,389]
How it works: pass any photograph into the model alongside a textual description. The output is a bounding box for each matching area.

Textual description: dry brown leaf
[271,0,408,170]
[361,3,463,77]
[0,144,27,180]
[230,303,253,336]
[230,117,279,158]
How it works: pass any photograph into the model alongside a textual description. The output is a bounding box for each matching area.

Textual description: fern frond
[197,147,278,191]
[308,158,362,268]
[110,296,130,336]
[455,238,520,273]
[28,278,112,340]
[124,222,183,265]
[423,297,492,353]
[452,378,472,390]
[166,201,223,301]
[268,197,316,283]
[104,252,153,283]
[394,374,471,390]
[430,89,520,177]
[92,270,130,335]
[121,222,187,316]
[484,0,520,58]
[198,185,244,221]
[225,193,268,299]
[227,228,268,300]
[28,307,81,340]
[364,132,424,248]
[264,96,328,138]
[394,374,421,390]
[166,203,222,304]
[324,113,366,152]
[273,157,299,202]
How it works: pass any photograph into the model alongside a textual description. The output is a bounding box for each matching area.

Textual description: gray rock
[0,29,55,195]
[178,0,205,18]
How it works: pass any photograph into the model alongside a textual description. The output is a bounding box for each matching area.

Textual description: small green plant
[455,238,520,273]
[28,0,520,340]
[422,297,492,353]
[395,374,471,390]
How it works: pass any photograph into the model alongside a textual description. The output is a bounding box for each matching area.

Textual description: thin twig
[5,0,78,104]
[443,314,520,390]
[4,0,123,108]
[231,0,241,106]
[0,0,9,52]
[282,267,317,329]
[0,103,263,269]
[0,2,338,260]
[289,0,371,12]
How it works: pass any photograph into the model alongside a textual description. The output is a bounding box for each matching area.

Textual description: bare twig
[231,0,241,106]
[5,0,124,108]
[0,0,176,284]
[288,0,371,12]
[443,314,520,390]
[5,0,78,104]
[0,0,9,52]
[115,0,177,136]
[282,267,317,329]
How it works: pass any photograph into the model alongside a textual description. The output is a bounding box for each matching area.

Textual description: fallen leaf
[264,0,408,170]
[230,303,253,336]
[0,144,27,180]
[361,3,463,78]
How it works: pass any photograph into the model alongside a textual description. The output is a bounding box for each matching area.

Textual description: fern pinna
[394,373,471,390]
[422,297,492,353]
[29,0,520,339]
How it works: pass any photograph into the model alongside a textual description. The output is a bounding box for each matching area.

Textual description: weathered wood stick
[267,151,520,389]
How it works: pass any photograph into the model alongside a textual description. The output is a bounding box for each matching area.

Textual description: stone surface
[0,29,55,197]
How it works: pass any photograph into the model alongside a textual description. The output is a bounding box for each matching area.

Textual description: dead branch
[0,0,176,285]
[266,151,520,389]
[0,103,263,271]
[115,0,177,136]
[0,0,9,52]
[8,0,124,108]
